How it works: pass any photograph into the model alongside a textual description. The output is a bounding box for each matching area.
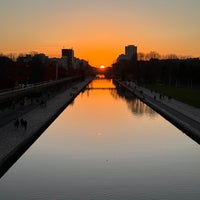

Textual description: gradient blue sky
[0,0,200,66]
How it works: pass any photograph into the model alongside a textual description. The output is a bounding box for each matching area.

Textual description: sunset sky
[0,0,200,67]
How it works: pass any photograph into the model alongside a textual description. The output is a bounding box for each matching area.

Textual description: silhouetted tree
[145,51,161,60]
[137,52,145,61]
[0,55,14,89]
[29,54,46,83]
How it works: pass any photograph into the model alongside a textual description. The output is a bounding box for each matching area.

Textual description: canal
[0,78,200,199]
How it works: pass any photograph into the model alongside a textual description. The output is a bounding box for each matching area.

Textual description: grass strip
[145,85,200,108]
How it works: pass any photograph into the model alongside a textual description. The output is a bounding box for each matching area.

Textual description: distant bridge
[85,87,116,90]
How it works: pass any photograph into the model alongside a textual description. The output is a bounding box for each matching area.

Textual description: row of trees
[137,51,192,61]
[0,53,93,90]
[112,53,200,87]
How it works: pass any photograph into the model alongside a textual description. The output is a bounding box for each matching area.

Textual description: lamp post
[56,63,58,81]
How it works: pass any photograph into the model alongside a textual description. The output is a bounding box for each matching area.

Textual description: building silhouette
[62,49,74,68]
[125,45,137,61]
[117,45,137,62]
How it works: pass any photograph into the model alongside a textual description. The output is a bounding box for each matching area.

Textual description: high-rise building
[117,45,138,62]
[125,45,137,61]
[62,48,74,67]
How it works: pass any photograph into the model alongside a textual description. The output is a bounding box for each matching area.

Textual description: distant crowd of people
[14,118,27,130]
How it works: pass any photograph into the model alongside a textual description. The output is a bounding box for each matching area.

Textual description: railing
[0,76,81,101]
[86,87,115,90]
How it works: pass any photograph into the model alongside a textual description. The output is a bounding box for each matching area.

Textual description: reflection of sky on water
[113,84,157,117]
[87,78,157,117]
[0,79,199,200]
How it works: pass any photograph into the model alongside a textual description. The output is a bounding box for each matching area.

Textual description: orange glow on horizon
[2,42,200,68]
[1,1,200,67]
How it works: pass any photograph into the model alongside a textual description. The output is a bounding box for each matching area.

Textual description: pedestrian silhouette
[20,118,24,128]
[24,120,27,130]
[14,119,19,128]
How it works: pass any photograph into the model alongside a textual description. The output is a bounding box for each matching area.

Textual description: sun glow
[100,65,105,69]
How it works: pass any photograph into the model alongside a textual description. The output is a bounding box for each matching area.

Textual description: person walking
[24,120,27,130]
[20,118,24,128]
[14,119,19,129]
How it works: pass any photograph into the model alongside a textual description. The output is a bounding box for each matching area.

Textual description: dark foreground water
[0,79,200,200]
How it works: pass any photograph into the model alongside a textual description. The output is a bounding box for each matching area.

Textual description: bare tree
[165,54,178,60]
[137,52,145,61]
[145,51,161,60]
[7,53,16,61]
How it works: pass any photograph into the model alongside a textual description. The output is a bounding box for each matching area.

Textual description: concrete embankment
[0,77,93,177]
[115,80,200,144]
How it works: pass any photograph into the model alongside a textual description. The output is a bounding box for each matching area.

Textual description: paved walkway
[117,80,200,143]
[0,78,92,176]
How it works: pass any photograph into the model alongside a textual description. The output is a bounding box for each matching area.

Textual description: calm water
[0,79,200,200]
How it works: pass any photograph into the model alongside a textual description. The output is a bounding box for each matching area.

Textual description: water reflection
[87,78,115,89]
[0,78,200,200]
[113,85,157,117]
[87,78,157,117]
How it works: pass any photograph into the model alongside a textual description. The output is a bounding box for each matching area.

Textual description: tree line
[0,53,93,90]
[112,52,200,87]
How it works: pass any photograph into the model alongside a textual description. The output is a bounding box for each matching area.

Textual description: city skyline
[0,0,200,67]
